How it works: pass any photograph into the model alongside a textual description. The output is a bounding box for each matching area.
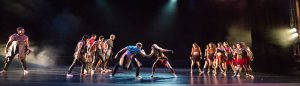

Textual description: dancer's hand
[4,48,8,54]
[26,49,32,55]
[114,54,118,59]
[169,50,174,54]
[4,49,7,54]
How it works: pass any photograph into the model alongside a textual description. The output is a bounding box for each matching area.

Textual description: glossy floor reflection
[0,66,300,86]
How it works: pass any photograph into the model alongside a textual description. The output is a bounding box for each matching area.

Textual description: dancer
[86,34,97,74]
[223,42,236,74]
[232,42,251,77]
[149,44,176,77]
[190,43,202,73]
[241,42,254,78]
[203,43,216,73]
[0,27,31,75]
[67,35,89,76]
[103,34,115,72]
[213,42,225,75]
[111,43,149,78]
[94,36,106,72]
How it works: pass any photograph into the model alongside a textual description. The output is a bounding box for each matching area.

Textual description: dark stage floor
[0,66,300,86]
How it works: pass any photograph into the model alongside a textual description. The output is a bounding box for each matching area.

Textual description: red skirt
[235,58,246,66]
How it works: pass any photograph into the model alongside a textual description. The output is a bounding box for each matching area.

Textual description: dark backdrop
[0,0,297,74]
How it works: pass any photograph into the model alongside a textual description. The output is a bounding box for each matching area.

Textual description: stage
[0,66,300,86]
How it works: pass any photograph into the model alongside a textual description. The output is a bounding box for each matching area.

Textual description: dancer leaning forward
[111,43,149,78]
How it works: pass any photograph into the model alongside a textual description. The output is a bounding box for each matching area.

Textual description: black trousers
[68,58,86,74]
[2,55,27,71]
[112,59,140,77]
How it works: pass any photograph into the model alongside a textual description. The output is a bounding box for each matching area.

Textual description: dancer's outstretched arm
[114,47,127,59]
[139,49,151,58]
[152,45,174,53]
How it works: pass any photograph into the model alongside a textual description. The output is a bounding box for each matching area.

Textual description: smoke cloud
[0,43,61,67]
[226,24,252,46]
[26,45,61,67]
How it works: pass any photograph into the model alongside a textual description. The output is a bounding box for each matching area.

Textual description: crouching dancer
[149,44,177,78]
[111,43,149,78]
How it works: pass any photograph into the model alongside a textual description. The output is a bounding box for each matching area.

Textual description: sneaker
[66,73,73,77]
[173,74,178,78]
[24,70,29,75]
[136,76,142,78]
[150,75,154,78]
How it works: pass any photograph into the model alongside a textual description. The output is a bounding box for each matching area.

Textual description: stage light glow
[288,28,297,34]
[289,33,299,40]
[270,28,299,47]
[171,0,177,3]
[151,0,177,30]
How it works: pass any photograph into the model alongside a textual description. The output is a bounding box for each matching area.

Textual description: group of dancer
[67,34,115,76]
[0,27,254,79]
[190,42,254,78]
[66,34,177,78]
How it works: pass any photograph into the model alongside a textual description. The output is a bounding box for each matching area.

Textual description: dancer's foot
[232,74,237,77]
[91,70,95,75]
[0,70,7,74]
[173,74,178,78]
[223,72,227,76]
[198,69,202,73]
[84,70,88,74]
[80,73,85,76]
[136,76,142,78]
[66,73,73,77]
[236,74,240,77]
[249,75,254,79]
[24,70,29,75]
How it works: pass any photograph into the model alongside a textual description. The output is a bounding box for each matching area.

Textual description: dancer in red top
[223,42,236,74]
[213,42,225,75]
[86,34,97,74]
[241,42,254,78]
[203,43,216,74]
[190,43,203,73]
[149,44,176,77]
[232,42,251,77]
